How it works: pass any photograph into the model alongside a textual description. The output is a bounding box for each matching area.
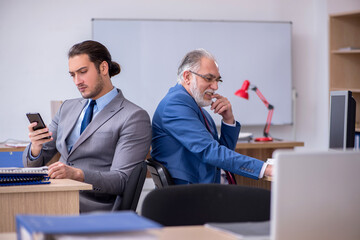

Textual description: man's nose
[210,80,218,90]
[74,74,82,85]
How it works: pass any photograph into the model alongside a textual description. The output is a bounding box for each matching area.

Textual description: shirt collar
[86,87,118,112]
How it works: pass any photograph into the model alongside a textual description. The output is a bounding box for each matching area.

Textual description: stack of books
[0,166,50,186]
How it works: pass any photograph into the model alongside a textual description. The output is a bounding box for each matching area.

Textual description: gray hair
[177,49,217,84]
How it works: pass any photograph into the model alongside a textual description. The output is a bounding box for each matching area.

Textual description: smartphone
[26,113,51,139]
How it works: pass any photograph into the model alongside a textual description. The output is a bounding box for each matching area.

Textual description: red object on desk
[235,80,274,142]
[254,137,273,142]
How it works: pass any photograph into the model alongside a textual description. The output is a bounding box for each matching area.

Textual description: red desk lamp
[235,80,274,142]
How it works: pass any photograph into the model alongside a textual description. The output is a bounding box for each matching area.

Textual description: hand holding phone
[26,113,51,139]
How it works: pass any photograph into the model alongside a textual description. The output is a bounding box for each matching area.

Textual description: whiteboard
[92,19,292,125]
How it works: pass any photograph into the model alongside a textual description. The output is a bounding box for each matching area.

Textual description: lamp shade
[234,80,250,99]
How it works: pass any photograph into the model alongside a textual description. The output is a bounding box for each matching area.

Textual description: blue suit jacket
[151,84,264,184]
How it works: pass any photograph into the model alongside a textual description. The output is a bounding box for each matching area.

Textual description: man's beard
[190,75,214,107]
[80,74,104,99]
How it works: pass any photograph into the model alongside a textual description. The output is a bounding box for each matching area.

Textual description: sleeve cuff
[222,119,236,127]
[28,144,42,161]
[259,162,268,178]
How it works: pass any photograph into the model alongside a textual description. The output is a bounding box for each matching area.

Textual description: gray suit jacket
[23,89,151,213]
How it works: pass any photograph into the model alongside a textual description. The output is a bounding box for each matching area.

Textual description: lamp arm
[251,87,272,109]
[251,86,274,137]
[263,108,274,137]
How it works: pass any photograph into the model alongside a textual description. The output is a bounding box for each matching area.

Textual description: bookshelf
[329,10,360,131]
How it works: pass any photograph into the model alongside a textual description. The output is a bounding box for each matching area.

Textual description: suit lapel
[64,99,87,139]
[199,107,218,140]
[59,99,87,158]
[69,91,125,156]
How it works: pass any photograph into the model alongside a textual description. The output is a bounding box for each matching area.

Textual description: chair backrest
[141,184,270,226]
[112,161,147,211]
[145,158,173,188]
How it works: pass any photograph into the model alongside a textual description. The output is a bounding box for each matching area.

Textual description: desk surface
[236,140,304,149]
[0,226,237,240]
[0,179,92,193]
[151,225,236,239]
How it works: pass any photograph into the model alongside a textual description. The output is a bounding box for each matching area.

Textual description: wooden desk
[151,225,236,239]
[0,179,92,232]
[235,141,304,190]
[0,225,237,240]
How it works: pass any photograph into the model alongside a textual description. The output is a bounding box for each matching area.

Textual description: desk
[152,225,236,239]
[0,179,92,232]
[0,225,237,240]
[235,141,304,190]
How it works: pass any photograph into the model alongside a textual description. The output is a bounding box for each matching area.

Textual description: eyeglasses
[189,70,223,83]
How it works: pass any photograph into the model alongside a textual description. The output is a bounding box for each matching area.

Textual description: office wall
[328,0,360,14]
[0,0,358,149]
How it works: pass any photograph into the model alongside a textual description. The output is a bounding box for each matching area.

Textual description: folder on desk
[0,167,50,186]
[16,211,162,240]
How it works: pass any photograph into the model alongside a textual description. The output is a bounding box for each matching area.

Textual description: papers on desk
[2,139,29,148]
[0,167,50,186]
[0,166,48,173]
[5,142,29,148]
[16,211,162,240]
[238,132,253,142]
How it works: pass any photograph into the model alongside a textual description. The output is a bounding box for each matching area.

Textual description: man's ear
[183,71,192,85]
[100,61,109,75]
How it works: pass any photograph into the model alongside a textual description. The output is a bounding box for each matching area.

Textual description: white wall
[0,0,359,150]
[328,0,360,14]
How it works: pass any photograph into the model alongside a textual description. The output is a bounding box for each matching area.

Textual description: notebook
[271,150,360,240]
[0,166,50,186]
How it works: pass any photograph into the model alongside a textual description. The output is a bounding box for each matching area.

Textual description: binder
[0,167,50,186]
[16,211,162,240]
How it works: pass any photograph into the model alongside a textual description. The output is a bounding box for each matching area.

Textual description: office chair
[145,158,174,188]
[141,184,271,226]
[112,161,147,211]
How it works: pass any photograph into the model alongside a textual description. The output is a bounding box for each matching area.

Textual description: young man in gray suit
[23,40,152,213]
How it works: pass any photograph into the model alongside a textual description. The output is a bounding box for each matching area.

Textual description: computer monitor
[271,150,360,240]
[329,90,356,149]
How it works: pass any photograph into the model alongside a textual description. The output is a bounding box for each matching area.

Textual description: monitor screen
[329,91,356,149]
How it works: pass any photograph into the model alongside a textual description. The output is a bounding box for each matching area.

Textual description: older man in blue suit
[151,49,272,184]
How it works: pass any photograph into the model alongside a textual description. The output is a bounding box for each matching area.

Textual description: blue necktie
[80,100,96,134]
